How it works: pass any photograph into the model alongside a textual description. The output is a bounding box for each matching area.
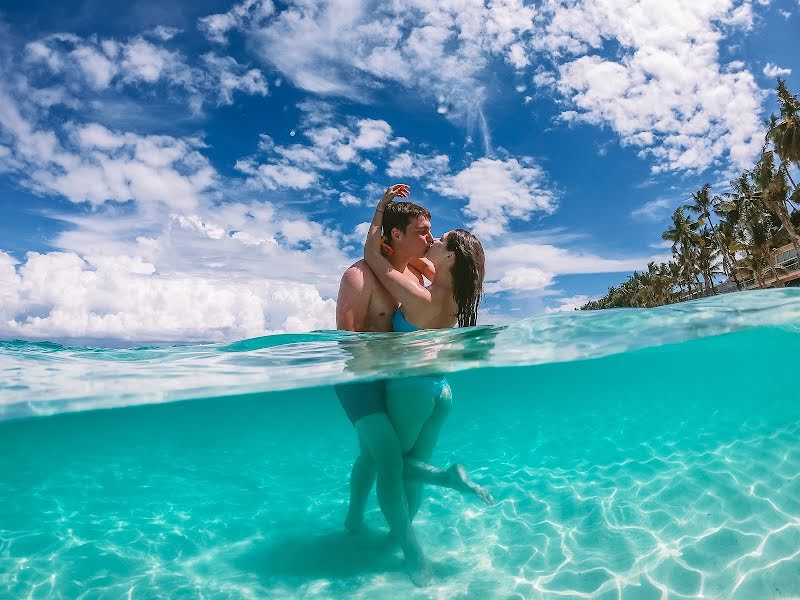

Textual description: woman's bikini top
[392,308,421,332]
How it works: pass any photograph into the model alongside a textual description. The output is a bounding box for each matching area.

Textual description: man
[335,199,439,585]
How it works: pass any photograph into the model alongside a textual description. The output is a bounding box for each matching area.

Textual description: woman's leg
[385,377,437,454]
[386,378,493,516]
[404,461,494,506]
[404,381,452,520]
[355,413,432,586]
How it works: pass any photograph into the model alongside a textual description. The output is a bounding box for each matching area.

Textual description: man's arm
[336,265,372,331]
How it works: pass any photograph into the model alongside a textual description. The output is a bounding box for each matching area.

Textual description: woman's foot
[447,464,494,505]
[405,547,434,587]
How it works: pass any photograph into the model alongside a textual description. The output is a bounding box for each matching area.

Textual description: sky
[0,0,797,344]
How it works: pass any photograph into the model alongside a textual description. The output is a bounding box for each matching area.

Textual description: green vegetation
[582,80,800,310]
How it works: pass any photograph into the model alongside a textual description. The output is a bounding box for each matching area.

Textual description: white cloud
[70,45,118,89]
[199,0,276,44]
[386,151,450,179]
[238,114,399,191]
[533,0,766,174]
[23,32,268,110]
[484,239,668,294]
[235,160,318,190]
[544,294,591,312]
[9,189,364,342]
[631,198,675,222]
[0,94,214,210]
[649,240,674,249]
[339,192,362,206]
[0,60,364,343]
[209,0,537,148]
[148,26,182,41]
[193,0,769,177]
[351,118,393,149]
[433,157,557,239]
[763,63,792,78]
[201,53,269,104]
[120,38,174,83]
[0,250,334,342]
[51,197,358,296]
[486,266,554,293]
[387,151,558,239]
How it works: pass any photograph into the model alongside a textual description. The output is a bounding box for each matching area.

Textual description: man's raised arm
[336,265,371,331]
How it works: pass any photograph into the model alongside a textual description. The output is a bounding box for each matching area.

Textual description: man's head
[383,201,433,259]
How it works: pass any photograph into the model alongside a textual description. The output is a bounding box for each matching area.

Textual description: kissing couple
[335,183,492,586]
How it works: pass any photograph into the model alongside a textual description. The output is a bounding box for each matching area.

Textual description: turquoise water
[2,289,800,599]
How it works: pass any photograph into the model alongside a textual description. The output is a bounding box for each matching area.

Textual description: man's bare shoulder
[340,260,379,289]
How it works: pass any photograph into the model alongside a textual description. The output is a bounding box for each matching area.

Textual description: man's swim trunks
[336,379,387,424]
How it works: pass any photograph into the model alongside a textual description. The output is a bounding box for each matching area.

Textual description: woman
[364,184,492,512]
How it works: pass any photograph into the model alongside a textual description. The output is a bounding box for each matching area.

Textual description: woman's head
[427,229,485,327]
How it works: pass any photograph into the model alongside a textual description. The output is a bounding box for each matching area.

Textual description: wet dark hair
[446,229,485,327]
[382,202,431,241]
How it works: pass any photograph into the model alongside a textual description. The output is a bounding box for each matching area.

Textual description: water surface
[2,290,799,598]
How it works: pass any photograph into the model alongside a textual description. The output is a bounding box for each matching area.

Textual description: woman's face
[425,231,452,266]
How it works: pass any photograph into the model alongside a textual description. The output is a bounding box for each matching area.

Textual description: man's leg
[344,436,376,533]
[337,380,384,532]
[355,413,432,586]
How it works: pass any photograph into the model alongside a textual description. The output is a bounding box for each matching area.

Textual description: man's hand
[379,183,410,210]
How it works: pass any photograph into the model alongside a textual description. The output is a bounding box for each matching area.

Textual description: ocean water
[2,289,800,599]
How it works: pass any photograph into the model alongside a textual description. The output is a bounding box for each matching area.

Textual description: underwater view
[2,289,800,599]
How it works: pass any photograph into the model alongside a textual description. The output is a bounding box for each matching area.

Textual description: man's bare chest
[364,268,420,330]
[367,286,399,331]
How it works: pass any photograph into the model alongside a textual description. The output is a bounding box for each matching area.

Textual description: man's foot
[344,513,366,534]
[447,464,494,505]
[385,527,400,546]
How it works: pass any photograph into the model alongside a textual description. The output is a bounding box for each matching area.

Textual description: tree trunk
[720,251,730,277]
[731,262,743,290]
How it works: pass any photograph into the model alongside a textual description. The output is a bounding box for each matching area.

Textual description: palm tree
[766,80,800,187]
[583,82,800,312]
[663,207,703,296]
[675,241,701,297]
[736,186,783,287]
[662,207,698,253]
[685,183,729,292]
[685,184,716,228]
[696,227,722,295]
[753,150,800,262]
[715,219,745,290]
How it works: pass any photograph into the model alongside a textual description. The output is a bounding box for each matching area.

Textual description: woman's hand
[368,184,409,261]
[378,183,410,210]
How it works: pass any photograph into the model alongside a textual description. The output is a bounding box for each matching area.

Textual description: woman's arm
[364,184,433,309]
[408,257,435,282]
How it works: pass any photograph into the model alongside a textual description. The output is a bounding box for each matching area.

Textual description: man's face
[394,216,433,259]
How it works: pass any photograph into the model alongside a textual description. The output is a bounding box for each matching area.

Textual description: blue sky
[0,0,797,342]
